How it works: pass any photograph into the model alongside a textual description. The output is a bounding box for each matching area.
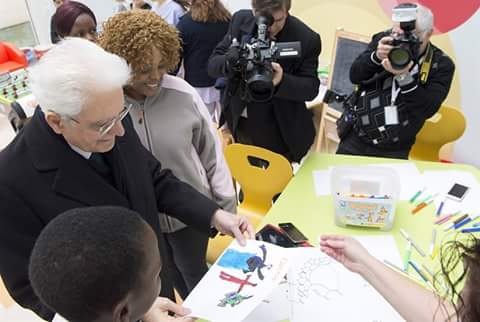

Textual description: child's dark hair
[29,206,153,322]
[173,0,190,11]
[437,235,480,322]
[252,0,291,12]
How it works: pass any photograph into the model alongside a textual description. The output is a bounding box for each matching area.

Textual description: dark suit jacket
[0,109,219,321]
[208,10,321,162]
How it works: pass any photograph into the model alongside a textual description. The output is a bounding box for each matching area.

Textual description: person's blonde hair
[98,10,181,77]
[190,0,231,23]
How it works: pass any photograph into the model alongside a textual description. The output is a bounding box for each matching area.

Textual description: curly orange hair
[98,10,180,77]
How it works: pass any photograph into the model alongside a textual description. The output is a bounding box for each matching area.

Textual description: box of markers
[330,166,400,231]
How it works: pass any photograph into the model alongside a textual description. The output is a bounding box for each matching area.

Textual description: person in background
[99,10,237,298]
[208,0,321,163]
[131,0,152,10]
[50,0,65,44]
[53,0,97,42]
[113,0,130,14]
[29,206,194,322]
[0,37,253,321]
[320,234,480,322]
[152,0,189,26]
[177,0,231,123]
[336,3,455,159]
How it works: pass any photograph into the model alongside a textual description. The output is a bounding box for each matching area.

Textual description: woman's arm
[319,235,457,322]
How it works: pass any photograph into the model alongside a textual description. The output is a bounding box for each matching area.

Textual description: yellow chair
[409,105,466,162]
[206,144,293,264]
[224,143,294,214]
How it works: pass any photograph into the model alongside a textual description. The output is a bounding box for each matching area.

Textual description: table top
[261,153,480,268]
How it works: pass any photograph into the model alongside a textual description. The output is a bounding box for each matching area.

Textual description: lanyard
[391,79,401,106]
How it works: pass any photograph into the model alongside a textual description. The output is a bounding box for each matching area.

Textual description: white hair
[416,4,434,34]
[29,38,131,117]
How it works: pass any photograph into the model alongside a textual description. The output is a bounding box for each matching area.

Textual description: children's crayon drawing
[183,240,290,322]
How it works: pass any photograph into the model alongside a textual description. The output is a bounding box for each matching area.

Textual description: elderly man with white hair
[0,38,254,322]
[336,2,455,159]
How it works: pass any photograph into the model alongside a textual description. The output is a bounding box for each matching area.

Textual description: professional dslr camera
[228,14,301,102]
[388,3,421,70]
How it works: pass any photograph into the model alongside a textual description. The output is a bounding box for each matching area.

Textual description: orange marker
[412,199,434,215]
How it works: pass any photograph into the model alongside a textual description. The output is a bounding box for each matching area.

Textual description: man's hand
[319,235,372,274]
[382,59,414,76]
[272,62,284,86]
[143,297,195,322]
[375,36,394,61]
[211,209,255,246]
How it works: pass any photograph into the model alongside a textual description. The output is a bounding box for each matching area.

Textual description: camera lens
[388,47,411,70]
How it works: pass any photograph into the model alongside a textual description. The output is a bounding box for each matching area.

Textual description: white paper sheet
[288,235,404,322]
[183,240,290,322]
[242,281,289,322]
[421,170,480,215]
[313,169,332,196]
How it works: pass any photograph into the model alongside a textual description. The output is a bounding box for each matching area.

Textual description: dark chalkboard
[328,30,370,113]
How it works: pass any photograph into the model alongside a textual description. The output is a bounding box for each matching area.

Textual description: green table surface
[201,153,479,322]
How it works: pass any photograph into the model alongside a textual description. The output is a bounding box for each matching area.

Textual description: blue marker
[436,198,446,216]
[454,214,480,230]
[461,227,480,233]
[408,260,432,288]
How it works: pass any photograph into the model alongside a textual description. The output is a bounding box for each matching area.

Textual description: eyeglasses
[66,103,132,137]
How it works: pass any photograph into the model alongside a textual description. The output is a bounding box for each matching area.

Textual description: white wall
[451,10,480,167]
[25,0,117,45]
[0,0,29,29]
[222,0,251,14]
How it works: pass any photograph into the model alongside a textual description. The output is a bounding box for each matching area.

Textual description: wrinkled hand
[382,59,414,76]
[319,235,372,274]
[271,62,284,87]
[211,209,255,246]
[375,36,394,61]
[143,297,195,322]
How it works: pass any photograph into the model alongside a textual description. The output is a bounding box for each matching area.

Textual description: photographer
[208,0,321,163]
[336,3,455,159]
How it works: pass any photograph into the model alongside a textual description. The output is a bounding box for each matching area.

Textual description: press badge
[384,105,399,125]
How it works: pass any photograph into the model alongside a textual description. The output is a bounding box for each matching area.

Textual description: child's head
[440,236,480,322]
[29,206,161,322]
[54,1,97,42]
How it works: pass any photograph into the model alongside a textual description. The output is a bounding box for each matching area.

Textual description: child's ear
[112,299,130,322]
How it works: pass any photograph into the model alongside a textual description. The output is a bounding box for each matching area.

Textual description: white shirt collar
[68,143,92,159]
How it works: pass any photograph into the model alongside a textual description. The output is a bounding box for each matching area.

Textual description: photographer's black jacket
[208,10,321,162]
[348,31,455,151]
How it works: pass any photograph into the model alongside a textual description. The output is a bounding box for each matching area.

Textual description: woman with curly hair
[320,234,480,322]
[177,0,231,122]
[152,0,189,26]
[98,10,236,299]
[53,1,97,43]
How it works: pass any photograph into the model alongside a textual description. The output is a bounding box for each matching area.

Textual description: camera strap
[419,43,433,84]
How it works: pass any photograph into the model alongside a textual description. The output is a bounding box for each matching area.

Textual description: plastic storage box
[330,166,400,231]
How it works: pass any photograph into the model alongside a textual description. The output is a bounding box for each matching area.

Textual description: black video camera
[229,14,301,102]
[388,3,421,70]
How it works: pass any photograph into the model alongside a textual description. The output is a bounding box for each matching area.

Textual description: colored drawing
[218,291,253,308]
[217,249,256,271]
[242,245,272,280]
[219,271,257,292]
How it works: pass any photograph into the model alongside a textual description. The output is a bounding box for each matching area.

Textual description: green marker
[409,188,425,203]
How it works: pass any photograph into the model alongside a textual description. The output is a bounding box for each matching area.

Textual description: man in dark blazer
[208,0,321,163]
[0,38,253,322]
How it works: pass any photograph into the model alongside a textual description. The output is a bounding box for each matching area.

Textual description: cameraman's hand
[272,62,284,87]
[382,59,414,76]
[225,46,240,75]
[375,36,394,61]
